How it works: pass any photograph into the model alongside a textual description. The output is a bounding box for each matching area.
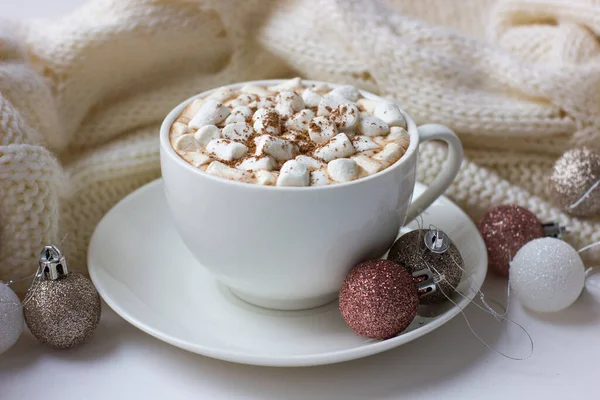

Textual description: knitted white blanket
[1,0,599,280]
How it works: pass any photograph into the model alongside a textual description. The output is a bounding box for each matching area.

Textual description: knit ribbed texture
[1,0,599,279]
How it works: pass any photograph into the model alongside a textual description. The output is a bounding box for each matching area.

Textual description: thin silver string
[407,218,533,360]
[578,240,600,254]
[421,223,509,318]
[568,178,600,210]
[419,253,533,360]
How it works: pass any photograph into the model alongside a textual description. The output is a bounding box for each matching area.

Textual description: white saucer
[89,179,487,367]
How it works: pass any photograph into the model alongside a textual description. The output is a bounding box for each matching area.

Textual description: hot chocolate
[170,78,410,186]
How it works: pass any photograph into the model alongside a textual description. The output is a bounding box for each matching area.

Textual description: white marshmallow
[207,87,234,102]
[222,122,254,141]
[184,152,212,168]
[373,143,405,164]
[330,103,360,131]
[359,114,389,136]
[255,170,277,186]
[308,116,338,144]
[277,160,309,187]
[225,106,253,125]
[280,134,310,150]
[224,99,244,109]
[398,134,410,150]
[388,126,410,149]
[236,156,276,171]
[356,98,378,113]
[171,122,191,138]
[241,84,271,97]
[173,133,199,152]
[302,89,322,108]
[181,99,205,120]
[275,91,304,117]
[206,139,248,161]
[313,83,330,92]
[194,125,221,148]
[248,97,275,109]
[295,155,326,170]
[235,93,258,106]
[352,135,381,152]
[268,77,302,92]
[207,161,249,181]
[189,99,230,129]
[310,169,330,186]
[373,136,387,147]
[255,135,297,161]
[285,109,315,132]
[281,132,299,141]
[373,102,407,128]
[313,133,356,162]
[329,85,360,101]
[351,154,382,176]
[327,158,359,182]
[252,108,281,135]
[317,94,349,116]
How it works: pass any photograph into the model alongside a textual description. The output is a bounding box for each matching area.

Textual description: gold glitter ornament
[548,147,600,217]
[388,229,463,304]
[23,246,101,349]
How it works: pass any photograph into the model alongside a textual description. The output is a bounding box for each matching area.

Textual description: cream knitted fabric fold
[0,0,599,280]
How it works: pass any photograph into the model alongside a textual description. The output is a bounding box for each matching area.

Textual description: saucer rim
[89,179,487,367]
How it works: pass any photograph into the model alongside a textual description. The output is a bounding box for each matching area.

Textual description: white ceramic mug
[160,80,463,310]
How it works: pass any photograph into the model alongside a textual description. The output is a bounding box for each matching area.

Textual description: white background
[1,1,599,399]
[2,0,81,18]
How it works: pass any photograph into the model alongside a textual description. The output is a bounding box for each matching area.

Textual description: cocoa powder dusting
[288,131,317,154]
[309,121,322,133]
[263,109,280,132]
[330,108,341,125]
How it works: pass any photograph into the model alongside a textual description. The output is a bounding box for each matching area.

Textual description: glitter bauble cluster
[23,272,101,349]
[510,237,584,312]
[388,229,463,304]
[478,205,544,276]
[0,283,23,355]
[339,260,418,339]
[548,147,600,218]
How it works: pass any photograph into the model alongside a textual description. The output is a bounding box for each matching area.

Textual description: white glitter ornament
[0,282,24,355]
[510,238,585,313]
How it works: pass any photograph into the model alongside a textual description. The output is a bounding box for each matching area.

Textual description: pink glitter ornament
[339,260,419,340]
[477,205,544,277]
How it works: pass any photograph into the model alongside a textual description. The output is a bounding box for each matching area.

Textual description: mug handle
[405,124,464,223]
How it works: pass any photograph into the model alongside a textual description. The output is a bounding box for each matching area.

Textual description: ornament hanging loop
[412,269,437,297]
[39,245,68,281]
[542,222,567,239]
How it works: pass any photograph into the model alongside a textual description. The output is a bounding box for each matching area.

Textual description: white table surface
[1,2,600,399]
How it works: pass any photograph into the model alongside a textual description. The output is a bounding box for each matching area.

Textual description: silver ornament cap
[39,245,68,280]
[424,229,450,254]
[412,268,437,298]
[388,229,463,305]
[24,245,101,349]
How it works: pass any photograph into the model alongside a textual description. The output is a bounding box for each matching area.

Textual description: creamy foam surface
[170,78,410,186]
